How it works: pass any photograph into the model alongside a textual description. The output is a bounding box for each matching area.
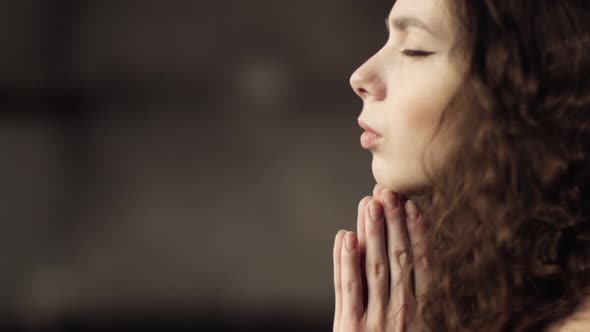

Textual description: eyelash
[402,49,434,57]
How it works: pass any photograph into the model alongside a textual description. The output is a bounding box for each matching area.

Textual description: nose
[349,55,386,101]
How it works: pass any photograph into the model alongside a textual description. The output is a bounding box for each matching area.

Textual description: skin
[333,184,429,332]
[350,0,466,196]
[336,0,590,330]
[337,0,590,330]
[334,0,465,330]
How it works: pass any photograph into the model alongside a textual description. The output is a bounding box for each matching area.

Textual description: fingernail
[383,190,398,210]
[369,200,382,221]
[405,200,419,221]
[345,232,357,250]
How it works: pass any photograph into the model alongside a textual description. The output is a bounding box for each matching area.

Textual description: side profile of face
[350,0,467,196]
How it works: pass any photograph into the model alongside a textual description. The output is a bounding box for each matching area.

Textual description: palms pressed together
[333,184,431,332]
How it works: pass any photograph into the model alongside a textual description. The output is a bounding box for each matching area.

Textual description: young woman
[333,0,590,331]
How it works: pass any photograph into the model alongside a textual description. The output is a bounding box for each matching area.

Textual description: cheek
[373,61,464,193]
[374,90,451,195]
[407,98,445,140]
[385,87,446,148]
[389,66,460,137]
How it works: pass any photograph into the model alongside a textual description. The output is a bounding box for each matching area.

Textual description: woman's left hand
[333,184,431,332]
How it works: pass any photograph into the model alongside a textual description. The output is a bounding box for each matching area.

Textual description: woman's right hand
[332,184,431,332]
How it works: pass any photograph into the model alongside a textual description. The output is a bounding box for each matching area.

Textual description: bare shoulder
[547,319,590,332]
[546,296,590,332]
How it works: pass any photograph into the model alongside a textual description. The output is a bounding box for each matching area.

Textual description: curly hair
[397,1,590,331]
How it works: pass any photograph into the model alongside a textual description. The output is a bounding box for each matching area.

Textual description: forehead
[389,0,454,40]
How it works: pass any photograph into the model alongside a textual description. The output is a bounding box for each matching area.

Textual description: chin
[372,159,428,196]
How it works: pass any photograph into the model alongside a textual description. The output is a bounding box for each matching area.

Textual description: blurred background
[1,0,391,330]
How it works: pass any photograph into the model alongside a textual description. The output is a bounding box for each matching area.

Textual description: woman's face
[350,0,466,195]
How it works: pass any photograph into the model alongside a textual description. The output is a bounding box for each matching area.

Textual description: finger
[341,231,364,322]
[373,184,385,202]
[380,189,411,309]
[333,229,347,331]
[357,196,372,307]
[364,199,389,316]
[357,196,372,255]
[405,200,431,301]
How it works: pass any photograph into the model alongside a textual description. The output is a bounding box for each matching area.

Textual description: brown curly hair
[397,1,590,331]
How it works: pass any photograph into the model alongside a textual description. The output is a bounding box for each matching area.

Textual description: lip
[358,118,382,136]
[358,118,383,149]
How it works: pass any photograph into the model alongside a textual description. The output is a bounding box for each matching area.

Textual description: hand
[333,184,431,332]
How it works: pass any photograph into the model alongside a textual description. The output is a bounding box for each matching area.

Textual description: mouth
[360,130,383,149]
[358,117,383,149]
[358,118,382,135]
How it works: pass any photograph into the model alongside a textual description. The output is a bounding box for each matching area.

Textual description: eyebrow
[385,15,440,38]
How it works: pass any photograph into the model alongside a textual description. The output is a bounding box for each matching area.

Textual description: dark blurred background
[1,0,390,331]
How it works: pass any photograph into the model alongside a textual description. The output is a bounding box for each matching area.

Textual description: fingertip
[358,196,372,209]
[358,197,372,236]
[374,198,384,210]
[335,229,347,243]
[369,199,385,223]
[373,184,385,201]
[345,231,358,251]
[381,189,398,211]
[380,188,392,200]
[405,200,420,221]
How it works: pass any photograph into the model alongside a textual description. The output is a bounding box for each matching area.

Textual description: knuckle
[389,251,408,286]
[390,248,408,266]
[344,280,361,294]
[418,255,429,270]
[399,252,409,265]
[369,260,388,278]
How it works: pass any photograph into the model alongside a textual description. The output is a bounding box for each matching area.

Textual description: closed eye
[402,49,435,57]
